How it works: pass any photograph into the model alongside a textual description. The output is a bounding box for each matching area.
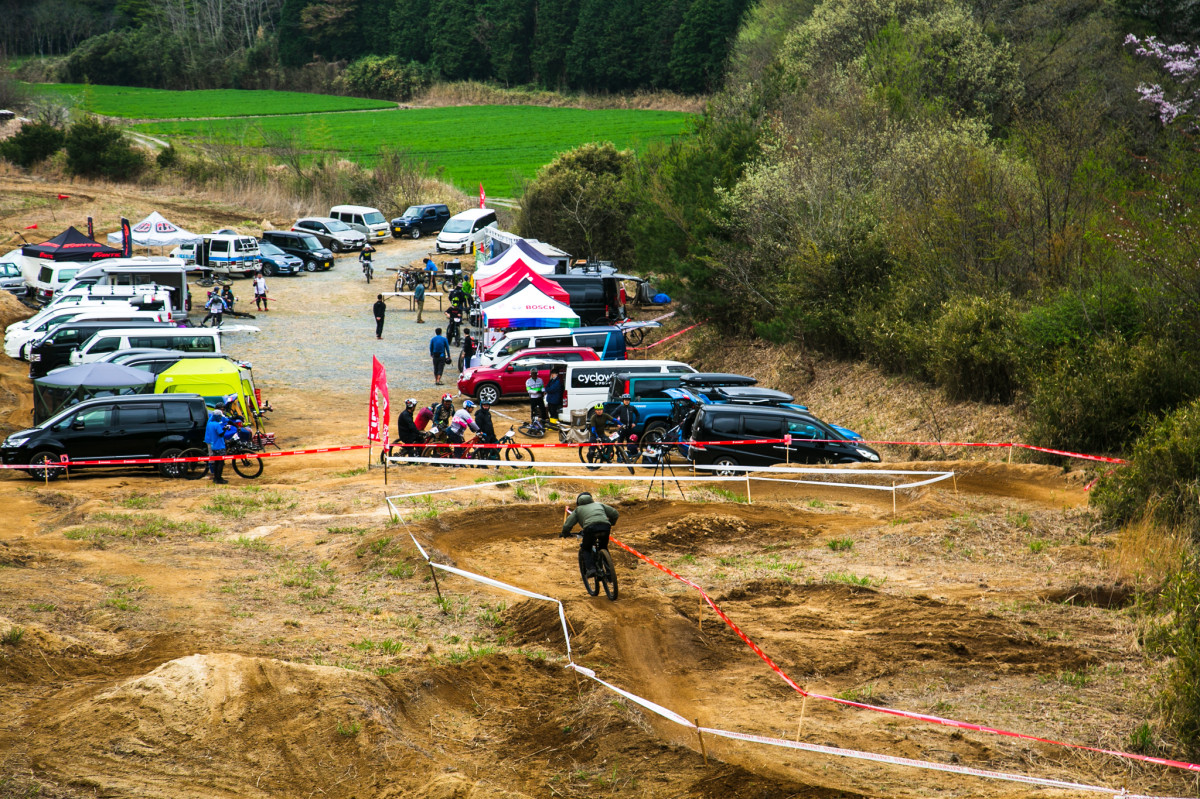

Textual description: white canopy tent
[106,211,202,248]
[474,237,559,280]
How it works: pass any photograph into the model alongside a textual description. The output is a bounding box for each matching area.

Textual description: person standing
[459,328,478,371]
[526,368,546,423]
[253,272,269,311]
[204,405,230,484]
[373,294,387,340]
[445,303,463,346]
[430,328,451,384]
[413,280,426,323]
[545,367,564,421]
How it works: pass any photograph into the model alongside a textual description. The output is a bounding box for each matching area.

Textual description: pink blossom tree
[1125,34,1200,125]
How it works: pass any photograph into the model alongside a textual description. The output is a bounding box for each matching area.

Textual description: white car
[292,217,366,252]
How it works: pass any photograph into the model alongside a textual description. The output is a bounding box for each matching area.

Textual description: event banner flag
[367,357,390,443]
[120,217,132,257]
[479,183,486,209]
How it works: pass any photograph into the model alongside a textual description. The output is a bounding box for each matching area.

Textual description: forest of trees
[1,0,749,94]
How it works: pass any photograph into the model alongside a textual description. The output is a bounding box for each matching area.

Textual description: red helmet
[441,393,453,402]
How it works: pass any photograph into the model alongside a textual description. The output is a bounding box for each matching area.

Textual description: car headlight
[854,447,879,462]
[4,435,29,448]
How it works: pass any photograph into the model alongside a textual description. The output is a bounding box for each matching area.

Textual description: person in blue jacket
[204,405,230,484]
[429,327,451,385]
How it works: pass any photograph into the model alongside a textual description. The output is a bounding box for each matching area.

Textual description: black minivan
[1,393,209,480]
[687,404,880,472]
[260,230,335,272]
[27,320,175,379]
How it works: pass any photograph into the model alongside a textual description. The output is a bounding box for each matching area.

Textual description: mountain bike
[579,428,636,474]
[518,417,546,438]
[195,271,233,288]
[573,533,618,600]
[225,436,265,478]
[499,426,534,464]
[362,259,373,283]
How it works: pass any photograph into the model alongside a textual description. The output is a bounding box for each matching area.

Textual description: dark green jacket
[562,494,619,535]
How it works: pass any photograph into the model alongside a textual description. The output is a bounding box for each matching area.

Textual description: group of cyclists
[387,392,499,457]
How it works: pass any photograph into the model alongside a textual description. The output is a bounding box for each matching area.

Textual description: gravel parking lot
[209,238,463,401]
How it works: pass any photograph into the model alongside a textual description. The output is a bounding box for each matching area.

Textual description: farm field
[22,83,395,118]
[136,105,694,196]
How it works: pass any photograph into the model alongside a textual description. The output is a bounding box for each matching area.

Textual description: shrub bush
[1024,336,1200,457]
[1092,397,1200,533]
[64,117,146,181]
[0,122,65,167]
[927,293,1021,402]
[340,55,432,102]
[1144,552,1200,755]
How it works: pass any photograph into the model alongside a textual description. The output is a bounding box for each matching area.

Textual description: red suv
[458,347,599,404]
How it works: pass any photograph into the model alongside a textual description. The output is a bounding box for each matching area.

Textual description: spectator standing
[430,328,451,384]
[413,280,426,323]
[546,367,564,421]
[373,294,387,340]
[526,368,546,423]
[460,328,478,371]
[423,257,438,288]
[253,272,269,311]
[204,405,230,484]
[475,398,496,441]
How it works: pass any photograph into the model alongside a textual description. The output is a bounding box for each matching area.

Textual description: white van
[329,205,389,243]
[70,325,259,365]
[27,260,88,304]
[561,360,696,419]
[480,325,629,366]
[60,260,190,320]
[195,233,260,278]
[6,305,170,360]
[43,284,171,312]
[436,208,498,255]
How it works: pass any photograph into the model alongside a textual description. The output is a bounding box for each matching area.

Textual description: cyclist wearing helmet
[395,398,421,445]
[475,397,496,442]
[586,402,617,442]
[560,492,619,578]
[612,393,640,456]
[447,399,481,445]
[526,368,546,423]
[433,393,456,430]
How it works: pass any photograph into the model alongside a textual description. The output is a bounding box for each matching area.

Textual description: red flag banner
[120,217,132,257]
[479,183,485,209]
[367,356,390,444]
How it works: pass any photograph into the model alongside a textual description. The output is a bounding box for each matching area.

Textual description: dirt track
[0,176,1193,799]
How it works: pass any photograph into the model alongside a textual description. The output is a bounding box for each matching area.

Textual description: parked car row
[455,334,878,468]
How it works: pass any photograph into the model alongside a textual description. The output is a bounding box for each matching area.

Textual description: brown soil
[0,176,1192,799]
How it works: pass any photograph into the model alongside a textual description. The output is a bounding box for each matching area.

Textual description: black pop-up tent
[32,362,156,424]
[22,226,124,262]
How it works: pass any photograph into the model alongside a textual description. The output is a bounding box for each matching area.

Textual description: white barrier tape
[567,663,697,728]
[386,476,539,501]
[697,727,1138,796]
[407,532,430,562]
[402,531,1181,797]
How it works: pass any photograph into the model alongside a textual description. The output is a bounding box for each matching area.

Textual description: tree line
[3,0,747,95]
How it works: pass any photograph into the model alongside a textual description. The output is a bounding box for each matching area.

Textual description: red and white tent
[475,238,558,279]
[475,263,570,303]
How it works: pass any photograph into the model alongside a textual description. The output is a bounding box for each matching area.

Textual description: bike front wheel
[579,548,600,596]
[597,548,618,600]
[231,453,264,479]
[579,442,603,471]
[504,444,535,464]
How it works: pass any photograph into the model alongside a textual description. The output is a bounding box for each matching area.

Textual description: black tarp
[21,226,123,262]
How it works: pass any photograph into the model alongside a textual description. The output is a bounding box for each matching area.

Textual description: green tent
[155,358,261,418]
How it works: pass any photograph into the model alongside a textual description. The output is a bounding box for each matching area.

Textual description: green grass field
[23,83,395,118]
[138,105,693,196]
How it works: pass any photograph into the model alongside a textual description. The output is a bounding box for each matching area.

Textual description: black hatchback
[260,230,334,272]
[1,393,209,479]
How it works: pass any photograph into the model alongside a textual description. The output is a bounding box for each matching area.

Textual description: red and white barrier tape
[630,320,705,351]
[395,519,1187,795]
[608,536,1200,775]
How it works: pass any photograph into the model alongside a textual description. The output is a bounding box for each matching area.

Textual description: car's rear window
[118,404,162,425]
[745,416,782,436]
[710,415,739,435]
[164,402,193,424]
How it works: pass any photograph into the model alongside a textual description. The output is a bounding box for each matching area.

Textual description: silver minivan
[330,205,389,243]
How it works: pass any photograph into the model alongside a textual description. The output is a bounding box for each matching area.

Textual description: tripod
[645,447,686,500]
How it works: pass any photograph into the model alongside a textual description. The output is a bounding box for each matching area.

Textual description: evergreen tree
[389,0,431,63]
[529,0,580,87]
[427,0,491,79]
[669,0,746,93]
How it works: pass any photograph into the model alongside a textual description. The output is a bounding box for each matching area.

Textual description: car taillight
[562,387,568,404]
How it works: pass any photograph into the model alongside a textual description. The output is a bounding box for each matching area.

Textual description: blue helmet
[463,400,476,410]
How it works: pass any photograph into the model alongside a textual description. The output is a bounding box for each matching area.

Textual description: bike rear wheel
[579,442,603,471]
[180,448,208,480]
[579,548,600,596]
[597,548,618,600]
[518,422,545,438]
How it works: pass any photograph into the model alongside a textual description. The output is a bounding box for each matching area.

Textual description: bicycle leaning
[579,427,637,475]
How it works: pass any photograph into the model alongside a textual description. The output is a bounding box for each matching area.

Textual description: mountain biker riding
[561,492,619,578]
[612,393,640,456]
[432,393,456,430]
[587,402,617,441]
[360,245,374,281]
[389,398,421,457]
